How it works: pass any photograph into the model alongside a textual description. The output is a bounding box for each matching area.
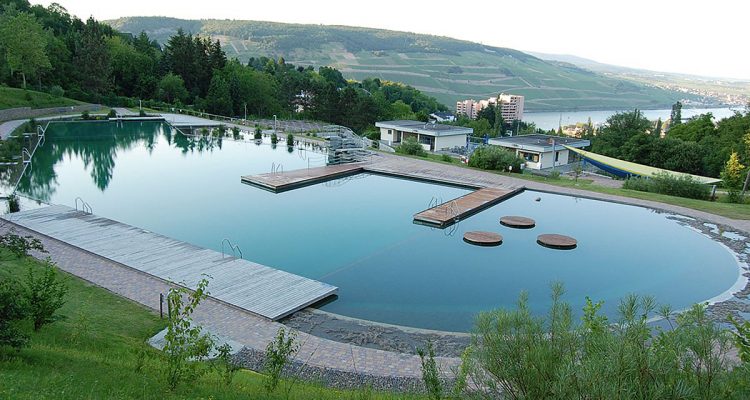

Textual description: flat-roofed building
[376,120,472,151]
[487,134,589,170]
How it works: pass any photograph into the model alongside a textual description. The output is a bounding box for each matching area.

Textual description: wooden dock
[241,163,365,192]
[413,187,524,227]
[2,205,337,321]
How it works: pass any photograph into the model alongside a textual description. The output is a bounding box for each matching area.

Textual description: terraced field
[108,17,696,111]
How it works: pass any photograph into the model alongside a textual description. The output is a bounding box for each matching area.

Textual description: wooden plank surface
[241,163,365,192]
[413,187,524,227]
[2,205,337,320]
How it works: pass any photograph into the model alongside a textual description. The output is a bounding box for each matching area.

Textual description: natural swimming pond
[16,121,743,332]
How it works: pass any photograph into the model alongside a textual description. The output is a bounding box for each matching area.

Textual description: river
[524,107,744,131]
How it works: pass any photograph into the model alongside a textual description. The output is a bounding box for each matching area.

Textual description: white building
[429,111,456,122]
[487,134,590,170]
[456,93,525,121]
[376,120,472,151]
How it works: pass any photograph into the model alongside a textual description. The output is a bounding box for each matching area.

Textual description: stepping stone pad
[537,234,577,250]
[500,216,536,229]
[463,231,503,246]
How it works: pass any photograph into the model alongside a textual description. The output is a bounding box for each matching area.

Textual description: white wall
[380,127,393,144]
[434,135,466,150]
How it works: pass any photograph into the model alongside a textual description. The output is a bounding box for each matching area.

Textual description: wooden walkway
[413,187,524,227]
[241,163,365,192]
[2,205,337,320]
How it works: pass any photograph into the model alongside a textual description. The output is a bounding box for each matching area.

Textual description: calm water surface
[16,121,742,331]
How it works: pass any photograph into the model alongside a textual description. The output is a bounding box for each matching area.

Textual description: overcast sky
[31,0,750,80]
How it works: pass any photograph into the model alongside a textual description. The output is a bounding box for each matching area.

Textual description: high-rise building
[455,94,525,121]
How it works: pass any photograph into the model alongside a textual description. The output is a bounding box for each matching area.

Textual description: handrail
[221,238,243,259]
[21,148,32,164]
[74,197,93,214]
[271,162,284,174]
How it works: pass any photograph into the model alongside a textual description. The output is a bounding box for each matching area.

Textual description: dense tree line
[0,1,445,133]
[588,109,750,178]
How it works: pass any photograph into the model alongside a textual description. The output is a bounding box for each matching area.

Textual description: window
[519,151,539,163]
[555,151,560,162]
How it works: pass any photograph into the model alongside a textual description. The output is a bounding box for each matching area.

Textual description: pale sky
[32,0,750,80]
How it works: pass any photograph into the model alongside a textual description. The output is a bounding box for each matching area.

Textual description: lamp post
[244,103,247,122]
[273,114,277,134]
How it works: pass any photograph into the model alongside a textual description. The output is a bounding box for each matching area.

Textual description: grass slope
[0,87,82,111]
[0,249,422,399]
[107,17,696,111]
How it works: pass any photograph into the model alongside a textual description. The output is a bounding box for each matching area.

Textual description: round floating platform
[463,231,503,246]
[500,215,536,229]
[537,234,577,250]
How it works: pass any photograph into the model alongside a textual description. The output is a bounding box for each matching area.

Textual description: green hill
[0,87,83,110]
[107,17,698,112]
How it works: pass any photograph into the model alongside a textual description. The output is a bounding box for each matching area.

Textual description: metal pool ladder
[221,238,243,259]
[74,197,93,214]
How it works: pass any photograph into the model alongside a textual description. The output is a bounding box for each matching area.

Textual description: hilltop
[106,17,704,112]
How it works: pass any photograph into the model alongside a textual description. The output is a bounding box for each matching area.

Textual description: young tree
[0,6,51,88]
[163,277,215,390]
[670,101,683,127]
[721,151,745,202]
[25,259,68,331]
[263,327,300,394]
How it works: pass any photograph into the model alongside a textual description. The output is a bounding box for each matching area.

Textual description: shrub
[548,170,561,180]
[163,277,215,390]
[460,284,738,399]
[0,230,46,258]
[264,327,299,394]
[139,109,147,117]
[468,145,524,172]
[215,342,240,386]
[270,133,278,145]
[81,110,90,120]
[0,278,29,351]
[49,85,64,98]
[216,125,227,137]
[254,126,262,140]
[286,133,294,146]
[622,172,711,200]
[440,154,453,163]
[231,126,240,140]
[417,341,443,400]
[7,194,20,213]
[25,260,68,331]
[107,109,117,118]
[396,138,427,156]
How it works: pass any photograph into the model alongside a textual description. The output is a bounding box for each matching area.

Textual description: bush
[460,284,738,399]
[7,194,20,213]
[0,230,46,258]
[0,279,29,351]
[49,85,64,98]
[468,145,524,172]
[107,109,117,118]
[286,133,294,146]
[139,109,147,117]
[440,154,453,163]
[163,277,215,390]
[81,110,90,120]
[264,327,299,394]
[548,170,561,180]
[395,138,427,156]
[622,172,711,200]
[25,260,68,331]
[270,133,278,145]
[254,126,262,140]
[231,126,240,140]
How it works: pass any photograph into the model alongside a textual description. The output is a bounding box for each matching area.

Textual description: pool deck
[1,205,338,321]
[241,163,366,192]
[413,186,524,227]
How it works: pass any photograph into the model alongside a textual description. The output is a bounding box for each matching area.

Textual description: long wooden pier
[2,205,337,321]
[413,186,524,227]
[241,163,365,192]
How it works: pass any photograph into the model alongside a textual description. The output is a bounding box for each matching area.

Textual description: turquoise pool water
[16,121,742,332]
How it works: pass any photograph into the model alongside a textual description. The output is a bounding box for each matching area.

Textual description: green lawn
[0,86,82,110]
[0,249,423,399]
[393,152,750,220]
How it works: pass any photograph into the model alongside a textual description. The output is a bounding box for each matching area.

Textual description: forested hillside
[0,1,446,132]
[108,17,698,111]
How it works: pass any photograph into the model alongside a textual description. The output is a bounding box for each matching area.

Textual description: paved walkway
[0,119,27,140]
[0,220,457,379]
